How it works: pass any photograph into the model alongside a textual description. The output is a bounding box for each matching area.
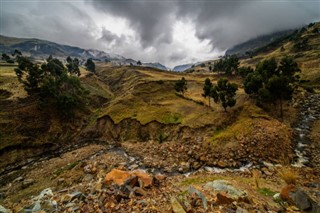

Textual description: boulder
[280,185,320,212]
[188,186,207,210]
[204,180,247,200]
[105,169,153,188]
[105,169,132,185]
[131,170,153,188]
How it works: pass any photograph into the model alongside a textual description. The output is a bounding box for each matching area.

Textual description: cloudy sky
[1,0,319,68]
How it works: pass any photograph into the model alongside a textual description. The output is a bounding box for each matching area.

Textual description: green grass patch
[257,188,276,196]
[162,112,182,124]
[53,161,79,176]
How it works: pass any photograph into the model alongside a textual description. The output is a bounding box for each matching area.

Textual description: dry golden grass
[277,167,298,185]
[252,169,261,189]
[0,64,27,99]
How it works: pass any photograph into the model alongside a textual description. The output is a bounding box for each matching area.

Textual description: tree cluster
[15,55,89,118]
[1,49,22,63]
[203,78,238,111]
[213,55,239,75]
[85,58,96,73]
[244,57,300,119]
[174,77,187,95]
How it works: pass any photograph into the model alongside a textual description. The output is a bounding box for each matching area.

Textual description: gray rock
[204,180,247,199]
[290,189,320,213]
[31,201,41,213]
[22,179,35,188]
[69,191,85,201]
[0,205,10,213]
[33,188,53,201]
[236,207,249,213]
[14,176,23,182]
[188,186,207,210]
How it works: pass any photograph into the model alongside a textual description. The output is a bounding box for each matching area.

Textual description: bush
[277,167,298,185]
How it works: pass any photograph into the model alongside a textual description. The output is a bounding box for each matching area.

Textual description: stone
[215,192,234,205]
[171,197,186,213]
[192,162,201,170]
[134,187,147,197]
[58,178,65,185]
[105,169,132,185]
[14,176,23,182]
[188,186,207,210]
[22,179,35,188]
[131,170,153,188]
[33,188,53,201]
[217,161,227,168]
[0,205,8,213]
[154,174,166,182]
[236,207,249,213]
[205,180,247,200]
[32,201,41,213]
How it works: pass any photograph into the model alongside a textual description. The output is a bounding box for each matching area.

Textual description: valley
[0,11,319,212]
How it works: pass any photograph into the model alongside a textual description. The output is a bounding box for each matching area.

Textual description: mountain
[0,35,169,71]
[142,62,167,70]
[173,63,193,72]
[0,35,126,62]
[226,29,295,56]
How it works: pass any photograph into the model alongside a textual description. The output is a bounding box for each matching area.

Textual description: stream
[292,93,320,167]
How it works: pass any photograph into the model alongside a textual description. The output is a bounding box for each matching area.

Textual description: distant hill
[173,63,193,72]
[0,35,126,62]
[0,35,169,71]
[226,29,295,56]
[142,62,168,71]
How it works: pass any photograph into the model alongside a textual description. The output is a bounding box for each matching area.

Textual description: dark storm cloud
[90,0,320,50]
[1,1,100,49]
[89,0,178,47]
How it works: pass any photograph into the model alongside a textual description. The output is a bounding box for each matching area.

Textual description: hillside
[226,29,295,56]
[240,22,320,85]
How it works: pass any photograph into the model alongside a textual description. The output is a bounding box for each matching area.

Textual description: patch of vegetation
[162,112,182,124]
[14,55,89,118]
[213,55,239,75]
[277,167,298,185]
[53,161,79,176]
[174,77,187,96]
[158,133,168,143]
[156,80,164,84]
[257,188,276,196]
[244,57,300,120]
[211,103,267,145]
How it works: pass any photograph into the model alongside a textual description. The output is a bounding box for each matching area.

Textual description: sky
[1,0,319,68]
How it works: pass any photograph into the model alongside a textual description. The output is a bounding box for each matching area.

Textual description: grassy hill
[240,22,320,85]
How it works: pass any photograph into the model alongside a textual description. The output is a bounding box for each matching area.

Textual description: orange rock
[105,169,153,187]
[105,169,132,185]
[131,170,153,187]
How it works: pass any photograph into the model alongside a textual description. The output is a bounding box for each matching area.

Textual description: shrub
[157,80,164,84]
[277,167,298,185]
